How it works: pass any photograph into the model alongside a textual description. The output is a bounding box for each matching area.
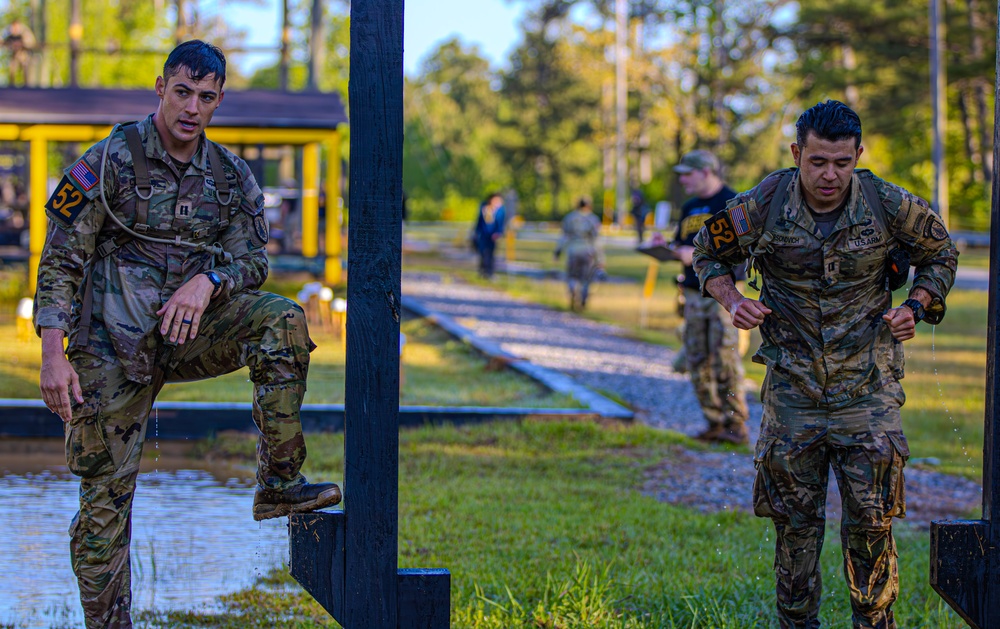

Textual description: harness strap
[123,124,152,233]
[857,171,888,237]
[206,141,233,228]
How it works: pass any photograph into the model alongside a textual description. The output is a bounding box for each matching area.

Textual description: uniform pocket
[885,431,910,519]
[752,437,789,521]
[65,399,113,479]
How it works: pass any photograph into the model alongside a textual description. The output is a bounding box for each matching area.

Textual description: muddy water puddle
[0,439,289,628]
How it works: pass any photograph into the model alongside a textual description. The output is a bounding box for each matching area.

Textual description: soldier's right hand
[729,297,771,330]
[40,348,83,423]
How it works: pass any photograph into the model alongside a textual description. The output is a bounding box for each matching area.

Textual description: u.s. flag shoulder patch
[69,160,99,192]
[728,202,752,236]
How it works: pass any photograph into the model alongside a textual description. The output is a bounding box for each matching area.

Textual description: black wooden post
[287,0,450,627]
[929,6,1000,625]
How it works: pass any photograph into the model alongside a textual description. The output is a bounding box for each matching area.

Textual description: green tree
[403,39,505,220]
[779,0,997,230]
[497,11,603,218]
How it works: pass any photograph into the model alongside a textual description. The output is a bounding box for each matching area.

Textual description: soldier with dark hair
[693,99,958,629]
[34,40,341,628]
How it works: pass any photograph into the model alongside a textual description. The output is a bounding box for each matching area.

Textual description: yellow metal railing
[11,123,344,290]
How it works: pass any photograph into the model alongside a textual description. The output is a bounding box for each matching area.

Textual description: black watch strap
[902,298,925,323]
[203,270,223,298]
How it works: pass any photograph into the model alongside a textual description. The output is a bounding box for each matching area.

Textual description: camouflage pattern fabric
[693,168,957,407]
[557,210,602,307]
[34,115,269,385]
[34,115,314,629]
[754,370,907,629]
[680,287,747,431]
[693,168,956,629]
[65,291,313,629]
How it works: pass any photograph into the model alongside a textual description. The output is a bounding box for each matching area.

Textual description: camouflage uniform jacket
[34,114,269,385]
[556,210,602,258]
[693,168,958,407]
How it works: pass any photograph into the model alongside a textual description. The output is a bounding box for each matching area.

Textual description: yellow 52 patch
[45,175,89,226]
[706,209,739,253]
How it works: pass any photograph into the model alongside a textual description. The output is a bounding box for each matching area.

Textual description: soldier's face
[154,69,224,153]
[791,131,862,212]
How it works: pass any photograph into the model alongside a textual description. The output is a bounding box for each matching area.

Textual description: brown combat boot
[253,482,343,521]
[694,425,726,442]
[715,424,750,446]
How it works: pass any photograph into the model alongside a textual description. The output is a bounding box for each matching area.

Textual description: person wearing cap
[554,196,604,310]
[692,100,957,629]
[671,149,750,444]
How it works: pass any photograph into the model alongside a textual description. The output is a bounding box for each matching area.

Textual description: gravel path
[403,272,982,529]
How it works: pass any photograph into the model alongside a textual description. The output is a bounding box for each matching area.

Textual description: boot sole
[253,485,343,521]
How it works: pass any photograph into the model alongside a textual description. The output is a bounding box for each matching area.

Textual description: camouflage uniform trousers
[753,369,910,629]
[681,287,748,431]
[566,250,597,308]
[64,290,314,629]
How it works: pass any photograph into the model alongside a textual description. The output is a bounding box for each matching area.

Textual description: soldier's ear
[155,76,165,98]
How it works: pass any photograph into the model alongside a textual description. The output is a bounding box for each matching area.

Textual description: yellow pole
[324,133,342,284]
[602,188,615,225]
[505,216,518,264]
[301,142,320,258]
[639,259,659,329]
[29,136,48,293]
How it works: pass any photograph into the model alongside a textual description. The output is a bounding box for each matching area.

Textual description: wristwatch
[901,298,925,323]
[203,270,224,298]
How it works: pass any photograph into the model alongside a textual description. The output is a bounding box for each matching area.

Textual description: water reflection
[0,440,288,629]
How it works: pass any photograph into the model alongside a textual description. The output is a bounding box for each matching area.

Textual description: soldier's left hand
[156,274,215,344]
[882,306,916,342]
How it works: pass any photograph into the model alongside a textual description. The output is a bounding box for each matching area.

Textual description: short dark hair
[795,100,862,149]
[163,40,227,88]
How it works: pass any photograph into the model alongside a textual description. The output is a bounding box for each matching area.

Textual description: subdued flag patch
[69,160,99,192]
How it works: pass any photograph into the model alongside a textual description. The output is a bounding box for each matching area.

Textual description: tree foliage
[2,0,996,228]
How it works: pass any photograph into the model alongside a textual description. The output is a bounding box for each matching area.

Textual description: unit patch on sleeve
[45,175,89,226]
[69,160,99,192]
[728,202,752,236]
[705,209,739,254]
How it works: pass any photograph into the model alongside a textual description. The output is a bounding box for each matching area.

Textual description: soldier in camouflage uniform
[554,196,603,310]
[33,41,341,629]
[693,100,957,629]
[672,150,749,445]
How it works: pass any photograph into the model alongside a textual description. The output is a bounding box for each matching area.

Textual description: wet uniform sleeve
[33,141,111,336]
[692,172,781,296]
[213,157,269,298]
[877,177,958,324]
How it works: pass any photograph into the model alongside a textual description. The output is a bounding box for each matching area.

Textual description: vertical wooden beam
[324,132,343,284]
[983,3,1000,608]
[345,0,404,626]
[302,142,320,258]
[929,5,1000,624]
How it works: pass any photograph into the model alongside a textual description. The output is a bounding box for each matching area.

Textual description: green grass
[406,225,989,481]
[138,419,967,628]
[0,312,580,409]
